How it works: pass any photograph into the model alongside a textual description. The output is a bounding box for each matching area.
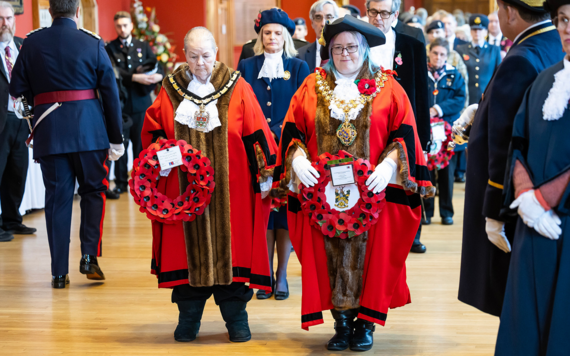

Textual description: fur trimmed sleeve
[378,81,435,198]
[271,78,311,199]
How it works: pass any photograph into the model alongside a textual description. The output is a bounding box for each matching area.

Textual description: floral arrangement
[427,118,454,171]
[131,0,178,74]
[129,139,215,223]
[299,151,386,239]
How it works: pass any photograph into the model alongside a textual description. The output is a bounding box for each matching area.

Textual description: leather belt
[34,89,97,106]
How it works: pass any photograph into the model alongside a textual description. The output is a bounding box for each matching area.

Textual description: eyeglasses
[313,14,335,23]
[331,45,359,55]
[553,15,570,30]
[366,9,393,19]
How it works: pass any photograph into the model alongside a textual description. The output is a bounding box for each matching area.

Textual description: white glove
[108,143,125,161]
[366,158,397,194]
[485,217,511,253]
[509,190,546,228]
[454,104,478,129]
[533,210,562,240]
[292,155,320,187]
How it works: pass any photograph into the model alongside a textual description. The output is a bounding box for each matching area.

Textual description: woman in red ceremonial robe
[272,16,434,351]
[141,27,277,343]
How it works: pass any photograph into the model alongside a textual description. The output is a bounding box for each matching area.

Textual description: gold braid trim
[378,142,436,198]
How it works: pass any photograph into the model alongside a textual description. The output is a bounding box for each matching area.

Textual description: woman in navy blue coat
[424,38,466,225]
[237,8,310,300]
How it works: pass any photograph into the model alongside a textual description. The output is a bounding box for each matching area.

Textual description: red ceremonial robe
[273,66,434,329]
[141,62,277,292]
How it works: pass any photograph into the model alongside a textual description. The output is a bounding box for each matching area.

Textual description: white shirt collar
[447,34,456,45]
[0,39,15,52]
[472,39,485,48]
[513,20,551,44]
[122,35,132,46]
[489,32,502,41]
[369,28,395,70]
[391,19,398,28]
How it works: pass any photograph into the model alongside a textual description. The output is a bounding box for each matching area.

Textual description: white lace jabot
[258,50,285,81]
[329,71,363,122]
[174,72,221,133]
[542,57,570,121]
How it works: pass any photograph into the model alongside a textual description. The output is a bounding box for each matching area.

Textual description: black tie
[475,46,480,55]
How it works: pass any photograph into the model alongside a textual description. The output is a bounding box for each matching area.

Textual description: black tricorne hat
[543,0,570,17]
[503,0,549,13]
[319,15,386,60]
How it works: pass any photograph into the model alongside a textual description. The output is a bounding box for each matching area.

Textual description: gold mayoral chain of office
[168,71,240,132]
[315,69,389,146]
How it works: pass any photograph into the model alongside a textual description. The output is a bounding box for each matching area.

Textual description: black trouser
[37,150,109,276]
[424,154,456,219]
[0,112,29,230]
[114,110,145,189]
[454,150,466,177]
[172,282,254,305]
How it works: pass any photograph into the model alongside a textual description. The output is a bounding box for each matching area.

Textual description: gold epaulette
[79,28,102,40]
[26,27,46,37]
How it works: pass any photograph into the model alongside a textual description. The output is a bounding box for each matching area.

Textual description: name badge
[156,147,183,170]
[330,162,356,187]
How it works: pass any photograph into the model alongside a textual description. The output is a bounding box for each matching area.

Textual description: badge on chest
[194,104,210,132]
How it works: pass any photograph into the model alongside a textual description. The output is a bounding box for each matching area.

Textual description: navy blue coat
[458,21,564,317]
[456,41,502,104]
[237,54,310,140]
[10,18,123,159]
[428,64,466,151]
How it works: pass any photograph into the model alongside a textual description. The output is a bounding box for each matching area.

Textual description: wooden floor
[0,183,499,355]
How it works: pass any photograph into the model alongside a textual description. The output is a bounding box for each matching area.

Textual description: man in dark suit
[394,17,426,44]
[442,12,469,49]
[105,11,163,195]
[0,2,35,242]
[458,0,563,317]
[366,0,431,253]
[296,0,339,73]
[456,15,502,105]
[487,11,513,57]
[10,0,124,288]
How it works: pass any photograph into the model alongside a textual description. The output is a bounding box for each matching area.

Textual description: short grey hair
[365,0,401,14]
[309,0,339,21]
[49,0,80,18]
[253,25,298,58]
[184,27,217,52]
[0,1,14,14]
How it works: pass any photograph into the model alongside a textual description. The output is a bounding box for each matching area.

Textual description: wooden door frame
[32,0,98,32]
[207,0,235,64]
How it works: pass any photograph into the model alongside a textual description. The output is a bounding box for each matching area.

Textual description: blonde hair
[253,24,297,58]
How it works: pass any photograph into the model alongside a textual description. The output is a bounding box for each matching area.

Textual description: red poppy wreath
[128,139,215,224]
[427,118,454,171]
[298,151,386,239]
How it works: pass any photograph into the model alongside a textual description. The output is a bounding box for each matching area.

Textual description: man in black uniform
[0,1,35,242]
[105,11,163,195]
[10,0,124,288]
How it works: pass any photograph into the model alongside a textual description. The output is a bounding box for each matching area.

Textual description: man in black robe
[458,0,564,317]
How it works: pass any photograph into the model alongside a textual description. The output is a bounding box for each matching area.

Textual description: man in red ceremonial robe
[141,27,277,343]
[272,16,434,351]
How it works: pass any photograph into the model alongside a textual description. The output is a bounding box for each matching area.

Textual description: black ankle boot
[174,300,206,342]
[350,318,375,351]
[219,301,251,342]
[326,309,357,351]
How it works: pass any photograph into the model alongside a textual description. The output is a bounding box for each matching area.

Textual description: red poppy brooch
[129,139,215,224]
[298,151,386,239]
[315,67,327,79]
[355,79,376,95]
